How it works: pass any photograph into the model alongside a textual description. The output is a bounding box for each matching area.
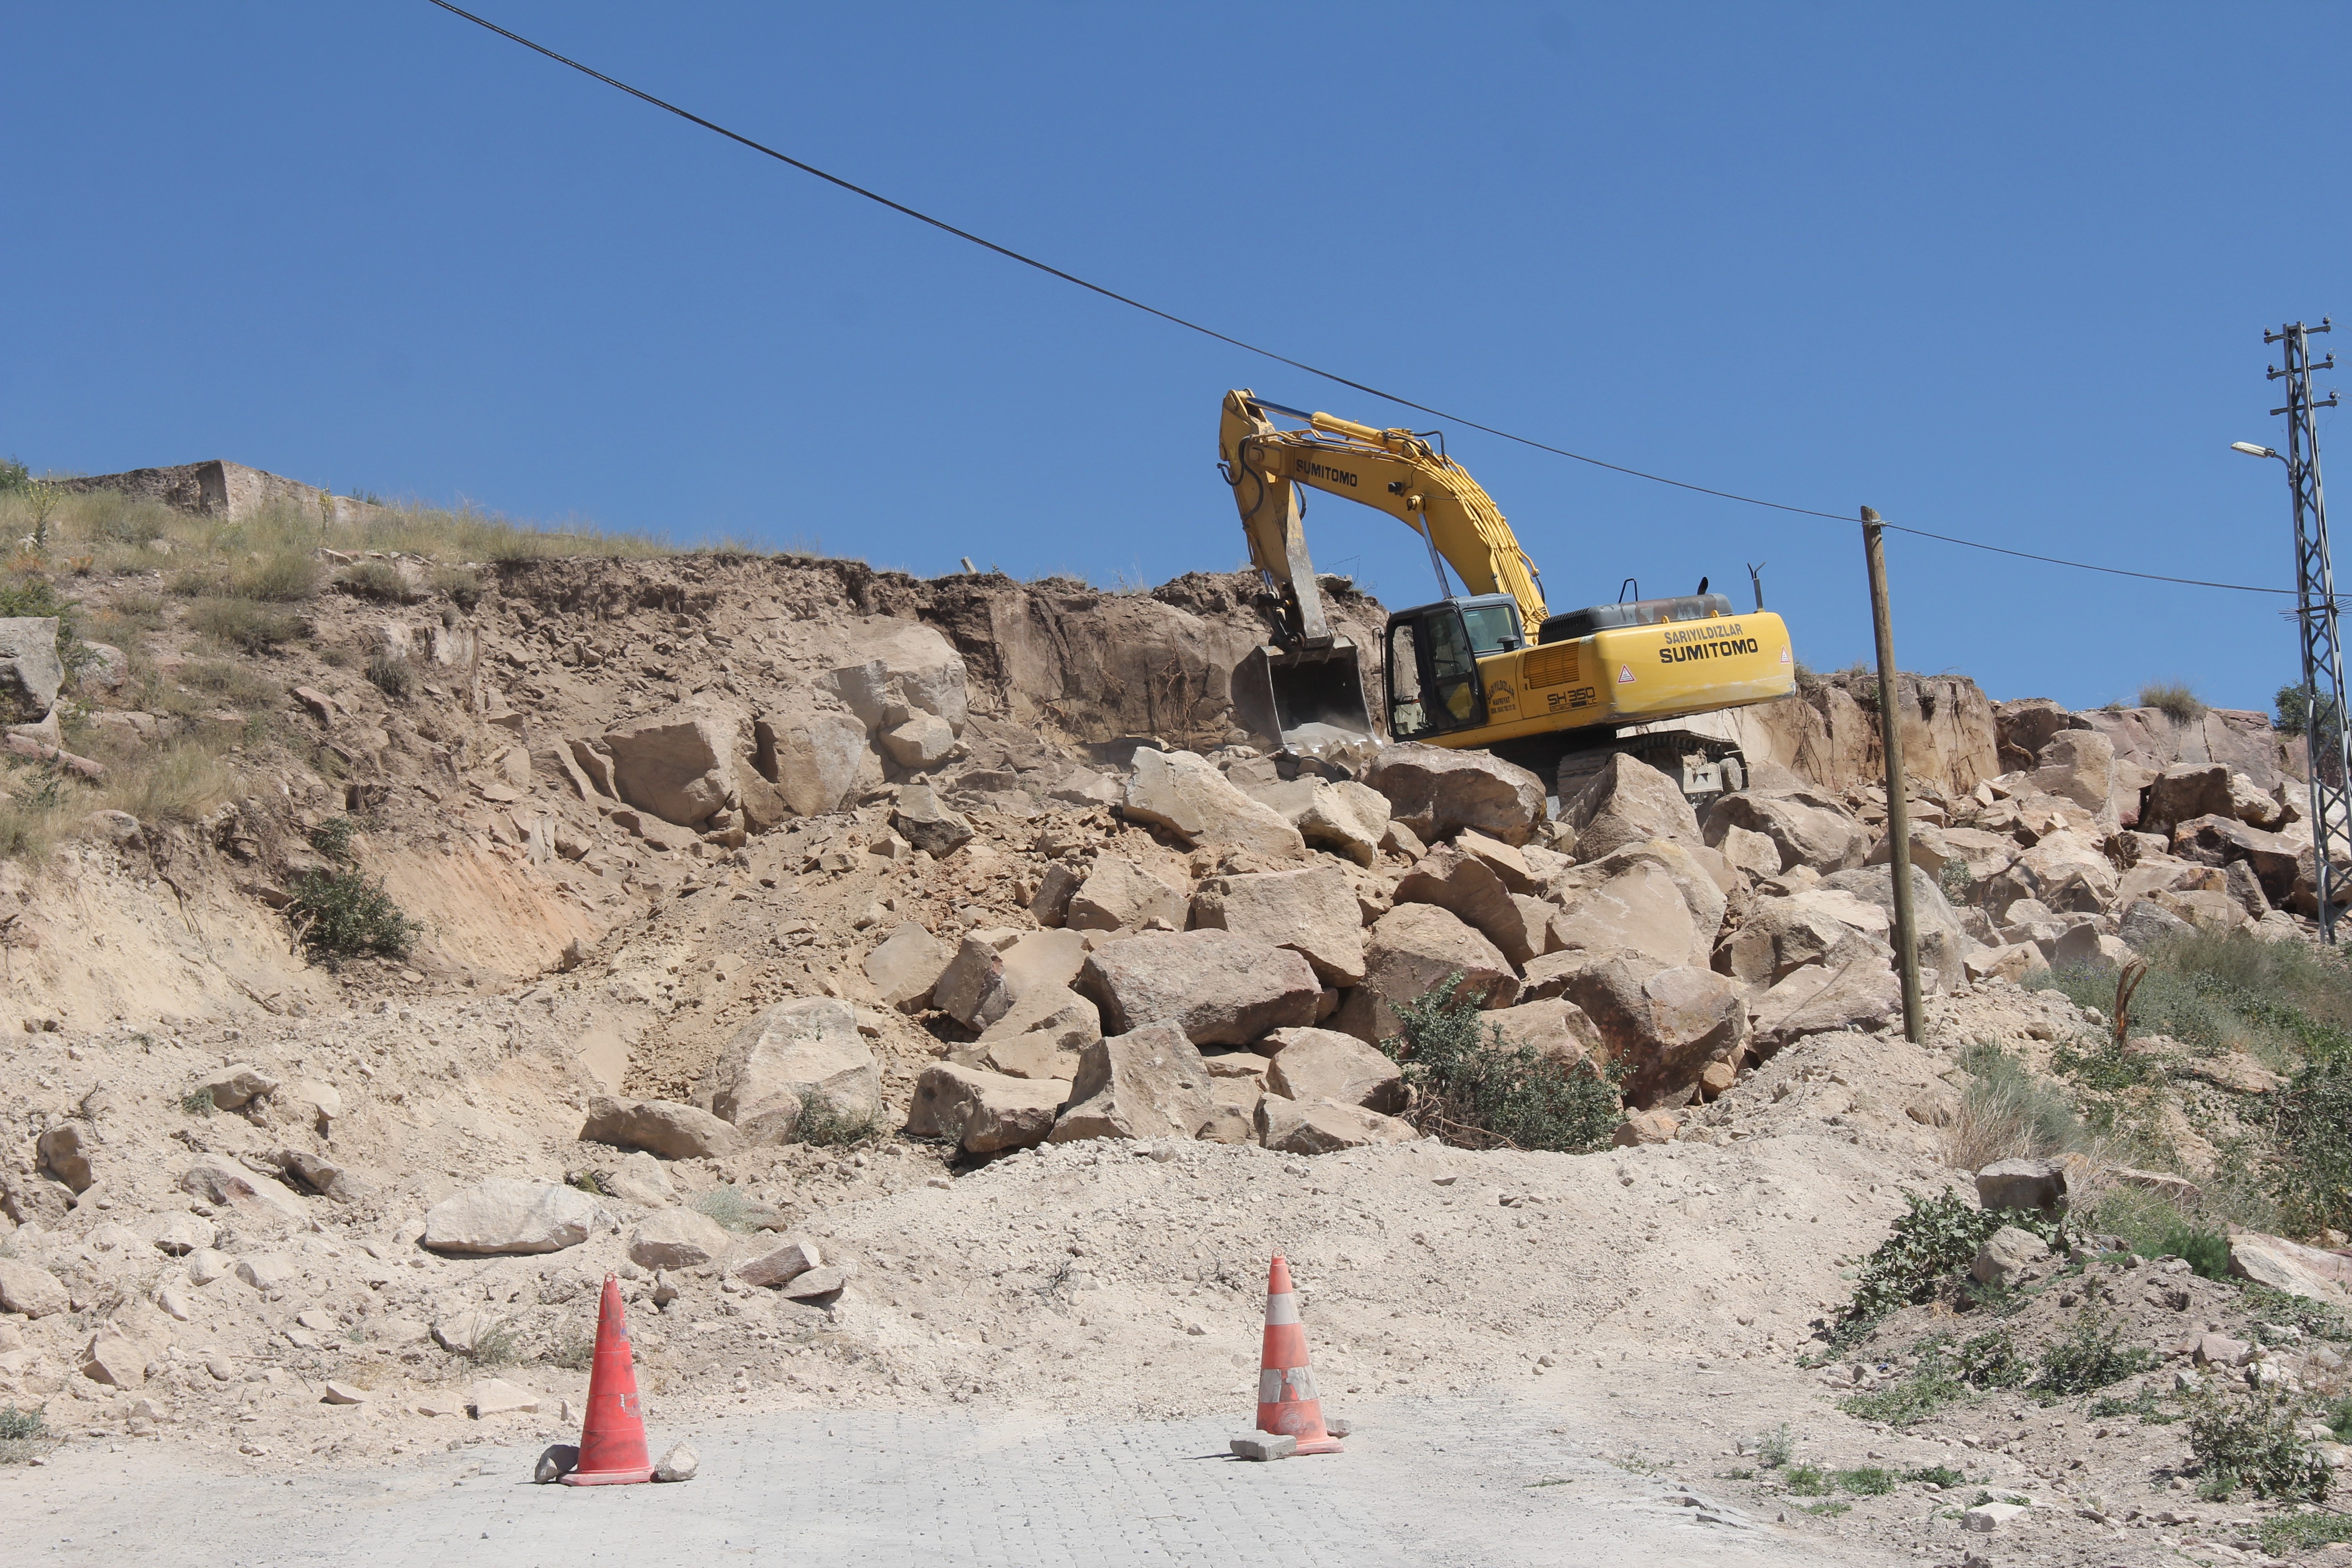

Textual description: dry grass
[1942,1039,2097,1171]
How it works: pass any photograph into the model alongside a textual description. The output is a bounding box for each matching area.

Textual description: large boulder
[1548,860,1702,969]
[1296,781,1392,865]
[932,936,1015,1029]
[1394,844,1542,966]
[2141,762,2277,838]
[627,1209,732,1270]
[2030,729,2116,817]
[2171,813,2302,905]
[2227,1232,2352,1304]
[422,1179,598,1255]
[1749,957,1904,1049]
[0,1257,69,1318]
[178,1156,307,1222]
[1715,887,1891,989]
[828,619,970,734]
[0,618,63,723]
[1049,1024,1214,1142]
[761,711,874,816]
[1978,828,2120,917]
[1975,1157,2067,1215]
[1485,997,1606,1065]
[958,985,1102,1080]
[891,784,974,858]
[1333,902,1521,1044]
[1080,930,1319,1045]
[1704,791,1870,874]
[1191,863,1368,985]
[579,1096,739,1160]
[1558,953,1745,1107]
[1254,1094,1419,1155]
[706,998,882,1143]
[1124,748,1306,859]
[862,921,953,1013]
[1559,754,1701,862]
[1259,1026,1406,1113]
[600,706,743,829]
[1818,864,1975,993]
[906,1064,1068,1153]
[1363,744,1546,847]
[1065,857,1187,934]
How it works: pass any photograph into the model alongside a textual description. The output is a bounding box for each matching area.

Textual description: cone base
[1289,1437,1345,1455]
[559,1466,655,1486]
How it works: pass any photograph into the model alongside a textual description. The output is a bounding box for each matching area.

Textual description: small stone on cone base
[1230,1433,1297,1461]
[535,1444,579,1483]
[654,1441,699,1481]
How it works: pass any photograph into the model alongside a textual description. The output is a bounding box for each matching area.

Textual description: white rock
[422,1180,599,1255]
[654,1441,700,1481]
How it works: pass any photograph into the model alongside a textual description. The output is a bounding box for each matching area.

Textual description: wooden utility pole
[1861,507,1924,1044]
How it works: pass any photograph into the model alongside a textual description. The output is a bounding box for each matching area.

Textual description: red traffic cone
[1255,1254,1342,1454]
[561,1274,655,1485]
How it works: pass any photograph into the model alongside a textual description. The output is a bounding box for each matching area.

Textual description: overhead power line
[424,0,2296,598]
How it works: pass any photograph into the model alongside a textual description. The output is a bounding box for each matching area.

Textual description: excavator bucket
[1233,641,1377,755]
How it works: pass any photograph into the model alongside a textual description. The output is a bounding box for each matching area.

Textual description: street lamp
[2234,441,2283,460]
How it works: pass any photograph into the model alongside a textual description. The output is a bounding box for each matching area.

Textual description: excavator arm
[1219,388,1547,643]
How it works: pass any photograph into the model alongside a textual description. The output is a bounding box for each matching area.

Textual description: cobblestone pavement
[5,1394,1894,1568]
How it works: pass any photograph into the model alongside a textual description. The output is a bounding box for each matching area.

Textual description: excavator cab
[1384,594,1522,740]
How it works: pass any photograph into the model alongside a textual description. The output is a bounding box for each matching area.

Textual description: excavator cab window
[1459,601,1523,655]
[1385,605,1486,739]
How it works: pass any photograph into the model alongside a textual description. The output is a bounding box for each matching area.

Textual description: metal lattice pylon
[2268,319,2351,941]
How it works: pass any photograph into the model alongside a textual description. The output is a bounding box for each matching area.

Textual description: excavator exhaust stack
[1233,640,1377,756]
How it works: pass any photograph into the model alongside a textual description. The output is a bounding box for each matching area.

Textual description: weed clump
[365,651,416,699]
[188,597,304,652]
[795,1099,881,1148]
[0,1403,50,1464]
[2187,1388,2328,1501]
[2269,1055,2352,1239]
[2033,1310,2153,1398]
[1380,977,1622,1152]
[2138,681,2206,725]
[1838,1189,2067,1341]
[1946,1041,2086,1170]
[288,868,418,965]
[307,816,358,864]
[338,559,421,603]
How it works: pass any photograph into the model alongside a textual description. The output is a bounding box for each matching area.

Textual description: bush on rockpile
[1379,977,1622,1154]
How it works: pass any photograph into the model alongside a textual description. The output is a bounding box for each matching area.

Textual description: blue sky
[5,3,2346,713]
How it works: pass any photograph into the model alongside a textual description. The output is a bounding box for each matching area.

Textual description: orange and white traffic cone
[1255,1254,1342,1454]
[561,1274,655,1485]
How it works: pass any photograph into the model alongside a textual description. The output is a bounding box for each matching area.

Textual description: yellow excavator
[1217,387,1798,801]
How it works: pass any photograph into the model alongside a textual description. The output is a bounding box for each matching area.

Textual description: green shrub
[179,1086,217,1117]
[1782,1462,1831,1497]
[1901,1464,1970,1488]
[1957,1328,2030,1389]
[2263,1512,2352,1556]
[288,868,418,964]
[2270,1055,2352,1239]
[0,1406,43,1440]
[2188,1387,2328,1501]
[1750,1424,1793,1468]
[1379,977,1623,1152]
[188,596,304,652]
[1839,1188,2067,1338]
[2082,1183,2232,1277]
[2033,1310,2152,1397]
[1938,859,1975,906]
[470,1318,520,1369]
[0,459,27,493]
[308,816,358,864]
[2139,682,2206,725]
[1833,1466,1896,1495]
[2088,1387,2181,1423]
[689,1187,775,1231]
[365,651,415,699]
